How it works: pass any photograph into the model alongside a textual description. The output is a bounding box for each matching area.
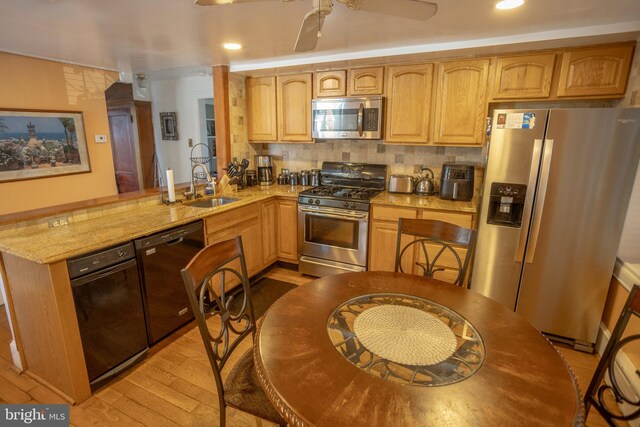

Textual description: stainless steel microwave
[312,96,383,140]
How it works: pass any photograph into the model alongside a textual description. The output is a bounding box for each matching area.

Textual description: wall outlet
[48,216,69,228]
[188,138,193,147]
[95,134,107,143]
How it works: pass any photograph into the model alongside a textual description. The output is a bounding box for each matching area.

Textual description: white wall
[149,75,213,185]
[618,162,640,263]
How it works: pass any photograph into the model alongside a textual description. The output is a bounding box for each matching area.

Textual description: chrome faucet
[184,162,213,200]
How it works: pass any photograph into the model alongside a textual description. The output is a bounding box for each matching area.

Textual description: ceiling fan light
[496,0,524,10]
[223,42,242,50]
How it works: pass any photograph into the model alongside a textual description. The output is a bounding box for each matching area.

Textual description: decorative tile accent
[342,152,351,161]
[377,144,386,154]
[395,154,405,163]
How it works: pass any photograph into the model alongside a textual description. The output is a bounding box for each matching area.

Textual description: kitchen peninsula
[0,185,477,403]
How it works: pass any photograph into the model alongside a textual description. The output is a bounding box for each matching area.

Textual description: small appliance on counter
[439,163,474,201]
[414,168,438,196]
[388,175,415,194]
[257,155,274,186]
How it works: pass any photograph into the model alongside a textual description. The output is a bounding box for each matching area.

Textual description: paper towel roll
[166,168,176,202]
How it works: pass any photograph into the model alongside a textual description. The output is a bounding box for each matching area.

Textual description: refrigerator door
[472,109,549,309]
[516,108,640,346]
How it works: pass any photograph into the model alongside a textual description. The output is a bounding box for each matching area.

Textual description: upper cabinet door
[314,70,346,97]
[556,44,634,98]
[348,67,384,95]
[433,59,490,145]
[247,76,277,141]
[277,73,313,142]
[492,53,556,99]
[385,64,434,143]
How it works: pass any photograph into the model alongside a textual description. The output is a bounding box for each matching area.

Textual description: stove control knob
[351,203,357,209]
[314,199,320,205]
[307,198,314,204]
[343,202,350,208]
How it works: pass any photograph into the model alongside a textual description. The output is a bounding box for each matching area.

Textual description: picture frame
[0,109,91,183]
[160,112,179,140]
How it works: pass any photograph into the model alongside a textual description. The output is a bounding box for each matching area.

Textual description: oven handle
[299,206,368,220]
[357,103,364,136]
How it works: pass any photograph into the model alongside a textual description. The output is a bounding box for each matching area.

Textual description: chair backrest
[394,218,477,287]
[584,283,640,425]
[181,236,256,413]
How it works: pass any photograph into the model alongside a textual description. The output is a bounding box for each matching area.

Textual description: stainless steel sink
[184,196,239,208]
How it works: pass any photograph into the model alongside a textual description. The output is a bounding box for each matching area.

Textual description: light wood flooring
[0,267,614,426]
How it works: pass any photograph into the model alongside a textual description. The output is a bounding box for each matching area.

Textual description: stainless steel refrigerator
[472,108,640,351]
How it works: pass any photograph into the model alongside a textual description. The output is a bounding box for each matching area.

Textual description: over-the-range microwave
[312,96,383,140]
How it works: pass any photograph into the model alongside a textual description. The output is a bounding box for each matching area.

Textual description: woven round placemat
[353,305,457,366]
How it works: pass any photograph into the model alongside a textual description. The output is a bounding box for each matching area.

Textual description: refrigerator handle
[525,139,554,264]
[516,138,544,262]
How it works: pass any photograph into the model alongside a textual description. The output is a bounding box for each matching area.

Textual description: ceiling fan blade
[294,9,326,52]
[195,0,285,6]
[343,0,437,20]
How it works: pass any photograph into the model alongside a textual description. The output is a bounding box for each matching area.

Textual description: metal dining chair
[181,236,286,427]
[584,283,640,425]
[394,218,477,287]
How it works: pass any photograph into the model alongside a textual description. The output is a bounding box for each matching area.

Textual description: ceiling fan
[195,0,438,53]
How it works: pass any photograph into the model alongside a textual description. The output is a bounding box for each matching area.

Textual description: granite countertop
[371,191,478,213]
[0,185,300,264]
[0,186,479,265]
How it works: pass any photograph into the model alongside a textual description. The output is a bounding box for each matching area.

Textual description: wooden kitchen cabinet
[433,58,490,145]
[204,204,263,292]
[348,66,384,95]
[368,205,475,278]
[277,199,298,262]
[261,200,277,267]
[491,53,556,99]
[277,73,313,142]
[368,206,417,272]
[247,76,278,141]
[556,43,634,98]
[385,63,435,143]
[314,70,346,97]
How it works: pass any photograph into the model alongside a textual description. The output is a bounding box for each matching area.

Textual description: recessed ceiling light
[223,43,242,50]
[496,0,524,10]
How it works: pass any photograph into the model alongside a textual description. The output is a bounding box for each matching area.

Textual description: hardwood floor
[0,267,616,426]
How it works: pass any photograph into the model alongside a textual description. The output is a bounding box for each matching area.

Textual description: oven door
[298,205,369,274]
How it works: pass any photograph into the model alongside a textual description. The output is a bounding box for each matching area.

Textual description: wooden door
[385,63,434,143]
[348,67,384,95]
[433,58,490,145]
[107,107,139,193]
[492,53,556,99]
[277,73,313,142]
[277,199,298,261]
[314,70,346,97]
[247,76,278,141]
[556,44,634,98]
[134,101,156,189]
[261,200,277,267]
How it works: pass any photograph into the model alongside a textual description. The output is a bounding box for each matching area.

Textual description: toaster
[388,175,415,193]
[439,163,474,201]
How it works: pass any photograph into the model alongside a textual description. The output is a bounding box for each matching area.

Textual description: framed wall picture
[0,109,91,183]
[160,112,178,140]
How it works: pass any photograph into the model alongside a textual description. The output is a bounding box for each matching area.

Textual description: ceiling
[1,0,640,79]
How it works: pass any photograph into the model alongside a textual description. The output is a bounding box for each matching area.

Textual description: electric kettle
[414,168,437,196]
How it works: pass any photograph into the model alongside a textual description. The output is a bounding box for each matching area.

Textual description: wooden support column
[213,65,231,177]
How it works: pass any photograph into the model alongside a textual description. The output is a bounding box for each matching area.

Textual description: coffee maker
[256,155,274,186]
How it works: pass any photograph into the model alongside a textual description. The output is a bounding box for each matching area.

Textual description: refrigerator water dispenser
[487,182,527,227]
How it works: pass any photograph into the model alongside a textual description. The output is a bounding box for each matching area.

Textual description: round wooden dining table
[253,271,583,427]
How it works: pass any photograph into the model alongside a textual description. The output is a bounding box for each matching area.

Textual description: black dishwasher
[134,220,204,344]
[68,242,148,389]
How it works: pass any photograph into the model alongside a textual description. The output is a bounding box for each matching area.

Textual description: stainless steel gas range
[298,162,387,277]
